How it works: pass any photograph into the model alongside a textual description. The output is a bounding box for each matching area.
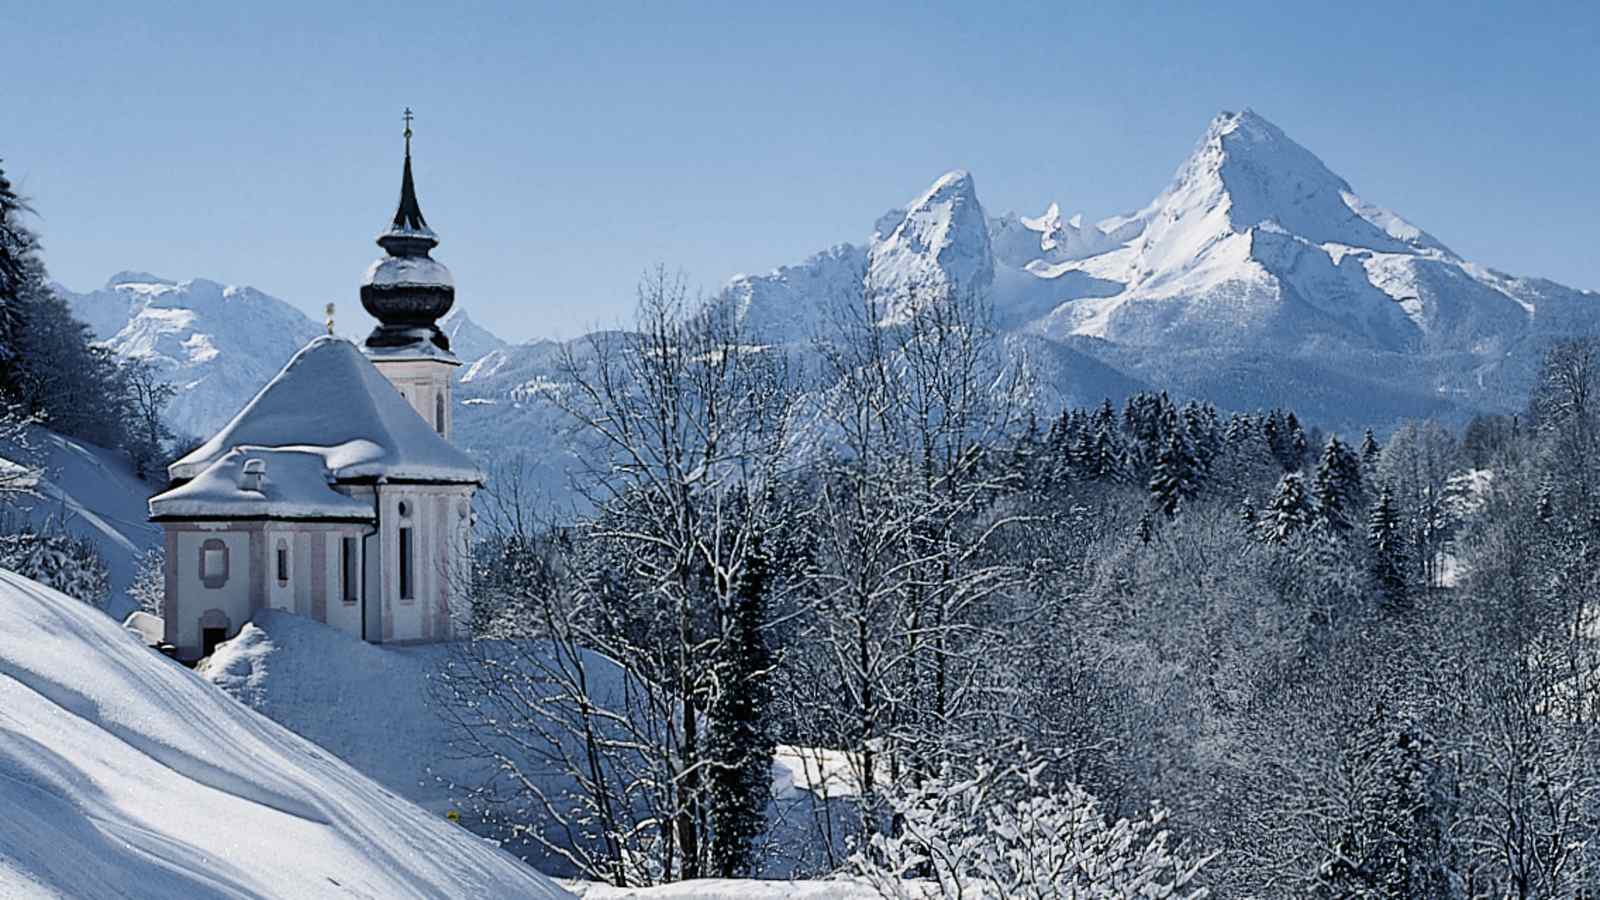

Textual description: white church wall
[369,357,458,439]
[169,526,253,658]
[372,483,474,644]
[267,528,294,612]
[324,530,364,639]
[292,531,313,617]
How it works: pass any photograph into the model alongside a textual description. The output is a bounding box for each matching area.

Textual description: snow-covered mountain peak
[1151,108,1438,257]
[105,270,174,289]
[62,274,325,438]
[441,305,509,362]
[866,169,994,321]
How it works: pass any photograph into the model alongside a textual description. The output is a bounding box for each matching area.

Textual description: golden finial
[403,107,414,156]
[324,302,336,335]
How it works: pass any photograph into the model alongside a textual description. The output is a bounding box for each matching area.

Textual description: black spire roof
[361,109,455,353]
[391,150,430,235]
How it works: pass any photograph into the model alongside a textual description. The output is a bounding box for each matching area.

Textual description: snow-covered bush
[129,546,165,616]
[850,756,1214,899]
[0,524,110,608]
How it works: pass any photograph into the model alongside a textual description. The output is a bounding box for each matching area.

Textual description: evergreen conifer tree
[1312,437,1364,532]
[1262,472,1314,544]
[1149,429,1199,517]
[1359,428,1382,470]
[1288,414,1310,470]
[708,535,777,878]
[1367,485,1408,606]
[1317,705,1451,897]
[0,160,42,384]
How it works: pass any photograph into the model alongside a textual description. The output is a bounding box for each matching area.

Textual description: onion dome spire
[361,108,455,352]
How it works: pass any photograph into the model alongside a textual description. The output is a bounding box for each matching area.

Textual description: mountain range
[63,109,1599,475]
[58,274,504,439]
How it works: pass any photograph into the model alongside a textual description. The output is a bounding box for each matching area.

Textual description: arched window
[434,392,446,435]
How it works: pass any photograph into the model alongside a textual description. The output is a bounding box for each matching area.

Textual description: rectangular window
[399,527,414,600]
[341,537,359,604]
[200,539,229,589]
[276,546,288,583]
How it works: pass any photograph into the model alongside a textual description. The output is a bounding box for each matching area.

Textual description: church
[148,119,482,661]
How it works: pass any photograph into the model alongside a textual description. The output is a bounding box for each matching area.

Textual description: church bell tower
[359,108,459,439]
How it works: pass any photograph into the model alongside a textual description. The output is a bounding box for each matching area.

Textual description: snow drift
[202,610,860,879]
[0,569,571,899]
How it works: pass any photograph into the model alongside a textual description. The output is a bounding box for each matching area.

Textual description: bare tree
[438,268,796,885]
[795,278,1033,841]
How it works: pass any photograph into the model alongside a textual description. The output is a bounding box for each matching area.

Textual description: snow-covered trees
[1375,421,1461,590]
[1261,472,1313,544]
[706,535,776,878]
[0,157,179,469]
[129,546,166,617]
[1367,486,1407,606]
[439,269,794,885]
[1311,436,1363,532]
[851,756,1213,899]
[0,524,109,608]
[0,159,38,372]
[438,270,1600,894]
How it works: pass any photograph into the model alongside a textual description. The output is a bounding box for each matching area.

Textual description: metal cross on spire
[403,107,414,155]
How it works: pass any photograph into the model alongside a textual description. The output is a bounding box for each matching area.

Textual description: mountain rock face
[441,305,508,363]
[61,274,508,440]
[80,109,1600,504]
[61,274,325,439]
[692,108,1595,430]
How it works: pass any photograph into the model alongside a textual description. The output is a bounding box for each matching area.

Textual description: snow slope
[0,569,572,900]
[441,306,508,363]
[202,611,857,879]
[564,879,880,899]
[0,426,160,619]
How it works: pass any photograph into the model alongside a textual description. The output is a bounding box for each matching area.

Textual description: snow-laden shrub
[850,756,1214,899]
[0,524,110,608]
[129,546,165,616]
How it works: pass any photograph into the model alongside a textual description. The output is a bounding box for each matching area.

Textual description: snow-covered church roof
[162,336,483,490]
[150,447,377,520]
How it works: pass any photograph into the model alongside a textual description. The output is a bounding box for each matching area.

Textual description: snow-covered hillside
[564,880,879,898]
[441,305,508,363]
[202,611,857,879]
[0,426,160,618]
[0,569,572,900]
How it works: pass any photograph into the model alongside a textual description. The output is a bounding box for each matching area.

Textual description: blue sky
[5,1,1596,340]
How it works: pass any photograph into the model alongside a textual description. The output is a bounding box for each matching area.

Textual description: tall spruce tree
[0,160,41,384]
[1359,427,1382,470]
[1312,436,1364,532]
[1367,485,1408,606]
[707,535,776,878]
[1149,429,1199,517]
[1262,472,1314,544]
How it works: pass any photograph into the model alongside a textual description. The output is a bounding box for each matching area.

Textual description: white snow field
[0,569,573,900]
[0,426,162,619]
[563,879,881,899]
[202,611,860,879]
